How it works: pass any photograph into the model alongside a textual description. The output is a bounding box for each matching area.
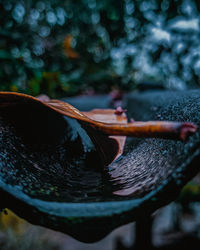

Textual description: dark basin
[0,90,200,243]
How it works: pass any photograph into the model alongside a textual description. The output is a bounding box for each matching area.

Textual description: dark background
[1,0,200,98]
[1,1,200,250]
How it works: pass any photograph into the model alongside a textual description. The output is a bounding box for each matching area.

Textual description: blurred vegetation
[0,209,60,250]
[0,0,200,98]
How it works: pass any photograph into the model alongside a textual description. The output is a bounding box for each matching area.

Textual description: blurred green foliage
[0,0,200,98]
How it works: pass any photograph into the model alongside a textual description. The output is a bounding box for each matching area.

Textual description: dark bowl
[0,90,200,243]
